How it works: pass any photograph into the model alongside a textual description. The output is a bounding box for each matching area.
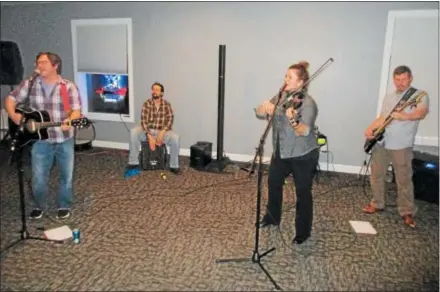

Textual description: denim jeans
[31,138,74,210]
[128,126,180,168]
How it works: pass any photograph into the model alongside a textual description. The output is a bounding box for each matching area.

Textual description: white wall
[1,2,438,170]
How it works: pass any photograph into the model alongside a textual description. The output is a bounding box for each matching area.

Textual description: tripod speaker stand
[1,122,63,257]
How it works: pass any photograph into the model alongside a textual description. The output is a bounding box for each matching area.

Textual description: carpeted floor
[0,146,438,291]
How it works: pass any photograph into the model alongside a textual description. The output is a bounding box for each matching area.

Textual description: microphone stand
[215,58,335,291]
[1,78,63,258]
[215,87,284,291]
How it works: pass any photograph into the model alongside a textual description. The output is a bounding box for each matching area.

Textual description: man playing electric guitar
[363,65,430,228]
[5,52,82,220]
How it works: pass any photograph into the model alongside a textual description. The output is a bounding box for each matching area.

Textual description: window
[71,18,134,122]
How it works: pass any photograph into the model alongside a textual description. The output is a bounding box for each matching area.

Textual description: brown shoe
[402,214,416,228]
[362,203,384,214]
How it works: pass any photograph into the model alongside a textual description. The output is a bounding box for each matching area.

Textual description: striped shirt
[141,98,174,132]
[8,76,82,143]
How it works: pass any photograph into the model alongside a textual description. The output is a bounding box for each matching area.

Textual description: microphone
[280,83,287,92]
[28,69,40,82]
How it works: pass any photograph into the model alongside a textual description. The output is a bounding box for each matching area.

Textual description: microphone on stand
[279,83,287,93]
[28,69,40,82]
[277,83,287,104]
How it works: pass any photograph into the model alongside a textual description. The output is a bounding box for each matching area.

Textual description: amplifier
[190,141,212,170]
[139,142,168,171]
[412,148,439,204]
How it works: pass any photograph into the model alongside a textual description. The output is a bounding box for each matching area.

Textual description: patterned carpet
[0,145,438,291]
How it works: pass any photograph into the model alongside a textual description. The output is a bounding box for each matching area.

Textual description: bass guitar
[363,90,427,154]
[8,108,91,148]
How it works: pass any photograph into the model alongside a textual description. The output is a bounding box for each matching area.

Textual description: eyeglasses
[36,60,50,65]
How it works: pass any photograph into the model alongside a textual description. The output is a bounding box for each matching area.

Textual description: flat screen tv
[84,72,129,115]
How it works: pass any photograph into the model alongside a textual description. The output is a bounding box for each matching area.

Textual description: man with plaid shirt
[124,82,180,179]
[5,52,82,220]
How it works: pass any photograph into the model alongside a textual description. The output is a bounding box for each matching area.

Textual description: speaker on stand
[0,41,24,145]
[205,44,233,173]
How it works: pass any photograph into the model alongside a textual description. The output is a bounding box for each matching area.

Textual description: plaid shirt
[141,98,174,132]
[8,76,82,143]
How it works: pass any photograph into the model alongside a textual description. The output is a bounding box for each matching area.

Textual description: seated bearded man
[124,82,180,179]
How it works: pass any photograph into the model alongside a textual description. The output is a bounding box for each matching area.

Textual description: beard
[152,94,161,99]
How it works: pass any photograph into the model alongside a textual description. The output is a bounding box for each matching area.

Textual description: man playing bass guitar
[5,52,82,220]
[363,65,430,228]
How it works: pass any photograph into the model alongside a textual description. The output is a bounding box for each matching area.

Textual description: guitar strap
[60,82,71,114]
[389,87,417,114]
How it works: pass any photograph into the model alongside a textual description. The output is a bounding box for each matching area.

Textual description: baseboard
[91,140,366,175]
[92,140,129,150]
[415,136,438,147]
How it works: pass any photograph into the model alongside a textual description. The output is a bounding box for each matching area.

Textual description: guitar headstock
[396,91,427,111]
[413,91,427,103]
[71,117,92,129]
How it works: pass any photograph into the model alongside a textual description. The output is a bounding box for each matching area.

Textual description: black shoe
[170,168,180,175]
[292,235,310,245]
[57,209,70,219]
[30,209,43,219]
[259,216,279,228]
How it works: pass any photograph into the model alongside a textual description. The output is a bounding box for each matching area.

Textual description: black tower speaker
[412,150,439,205]
[0,41,24,86]
[205,44,232,173]
[190,141,213,170]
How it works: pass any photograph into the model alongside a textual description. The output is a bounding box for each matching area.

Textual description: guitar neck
[378,117,394,131]
[37,121,63,129]
[375,95,422,134]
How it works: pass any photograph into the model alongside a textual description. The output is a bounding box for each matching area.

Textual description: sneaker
[124,166,141,179]
[57,209,70,219]
[30,209,43,219]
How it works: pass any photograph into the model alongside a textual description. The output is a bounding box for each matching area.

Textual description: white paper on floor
[44,225,72,241]
[349,221,377,235]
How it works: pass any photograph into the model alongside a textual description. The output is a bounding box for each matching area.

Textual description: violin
[282,89,305,110]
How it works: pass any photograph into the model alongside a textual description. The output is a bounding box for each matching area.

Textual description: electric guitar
[363,90,427,154]
[8,108,91,148]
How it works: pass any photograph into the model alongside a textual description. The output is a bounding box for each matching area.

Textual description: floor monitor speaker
[412,147,439,205]
[190,141,212,170]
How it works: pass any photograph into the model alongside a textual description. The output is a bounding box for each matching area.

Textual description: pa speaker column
[216,44,226,162]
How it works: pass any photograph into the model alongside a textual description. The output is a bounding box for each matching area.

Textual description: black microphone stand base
[215,145,281,291]
[215,246,280,290]
[2,230,62,255]
[1,144,63,257]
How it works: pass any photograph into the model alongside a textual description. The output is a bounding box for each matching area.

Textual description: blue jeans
[31,138,74,210]
[128,126,180,168]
